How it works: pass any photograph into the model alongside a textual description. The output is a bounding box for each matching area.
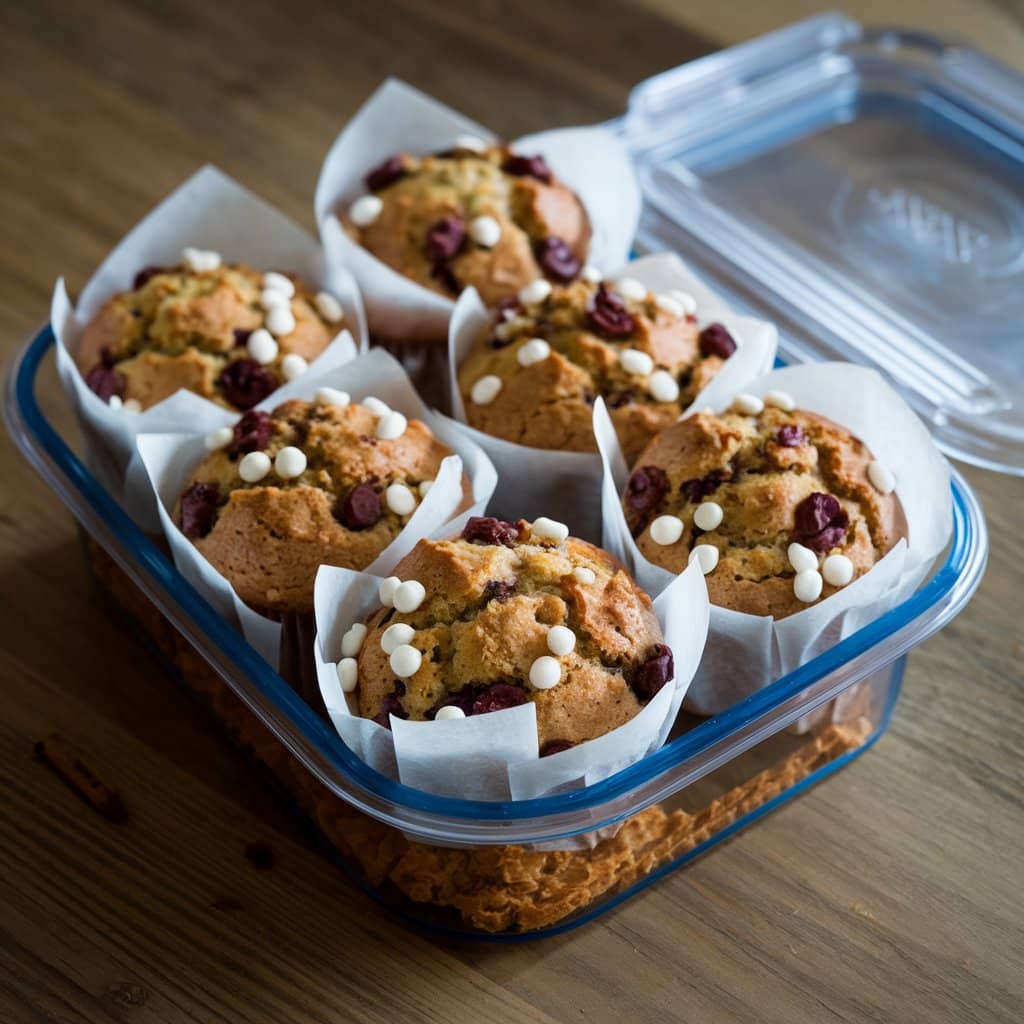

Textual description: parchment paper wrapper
[598,363,953,718]
[314,77,642,344]
[312,553,709,841]
[447,252,778,543]
[53,165,366,530]
[135,348,498,677]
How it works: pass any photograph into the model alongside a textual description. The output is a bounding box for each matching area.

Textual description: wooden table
[2,2,1021,1021]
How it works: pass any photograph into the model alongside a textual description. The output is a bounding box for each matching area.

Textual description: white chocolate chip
[531,517,569,543]
[393,579,426,614]
[650,515,684,546]
[654,293,685,318]
[469,214,501,248]
[336,658,358,693]
[470,374,503,405]
[689,544,719,574]
[580,264,602,283]
[620,348,654,377]
[518,279,552,305]
[340,623,367,658]
[385,483,417,516]
[182,247,221,272]
[263,271,295,298]
[274,446,307,480]
[669,289,698,315]
[314,290,344,323]
[378,576,401,608]
[260,288,290,311]
[316,387,350,408]
[693,501,723,531]
[204,426,234,452]
[868,460,896,495]
[361,396,390,417]
[764,390,796,411]
[546,625,576,657]
[281,353,308,380]
[389,644,422,679]
[238,451,271,483]
[435,705,466,721]
[731,393,765,416]
[247,328,279,364]
[266,305,296,338]
[573,567,596,585]
[787,542,819,574]
[615,277,647,301]
[529,655,562,690]
[648,370,680,403]
[123,398,142,413]
[349,194,383,227]
[453,133,488,152]
[822,554,855,587]
[794,569,824,603]
[517,338,551,367]
[375,410,408,441]
[380,622,415,656]
[107,395,122,410]
[419,479,434,498]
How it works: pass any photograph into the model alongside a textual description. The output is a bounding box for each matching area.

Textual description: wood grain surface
[1,1,1022,1022]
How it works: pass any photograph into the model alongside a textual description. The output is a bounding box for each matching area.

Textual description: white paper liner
[314,77,642,342]
[446,252,778,543]
[312,553,709,825]
[597,362,954,718]
[135,348,498,668]
[53,165,367,530]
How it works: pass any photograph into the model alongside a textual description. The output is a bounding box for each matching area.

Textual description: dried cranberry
[84,364,124,403]
[132,265,164,290]
[228,409,272,460]
[585,285,635,339]
[698,323,737,359]
[606,390,633,409]
[624,465,668,531]
[232,328,252,348]
[540,739,574,757]
[373,692,408,729]
[631,643,674,701]
[431,262,461,295]
[428,686,478,719]
[534,236,581,282]
[217,359,277,410]
[502,153,553,183]
[365,155,407,191]
[483,580,516,604]
[775,424,806,448]
[461,516,520,548]
[680,469,728,504]
[179,481,220,539]
[471,683,528,716]
[336,484,382,530]
[425,216,466,264]
[792,492,849,553]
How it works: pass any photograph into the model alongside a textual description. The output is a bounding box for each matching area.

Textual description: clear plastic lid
[622,13,1024,476]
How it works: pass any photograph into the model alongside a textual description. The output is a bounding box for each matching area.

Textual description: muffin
[624,394,906,619]
[176,392,464,616]
[343,140,591,306]
[77,249,346,412]
[458,276,738,458]
[341,515,675,750]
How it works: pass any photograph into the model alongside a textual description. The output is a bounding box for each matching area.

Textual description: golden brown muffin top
[457,277,738,458]
[77,256,344,411]
[345,142,590,306]
[626,398,906,619]
[177,393,460,615]
[346,517,673,750]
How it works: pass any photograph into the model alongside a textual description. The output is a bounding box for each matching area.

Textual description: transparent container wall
[85,533,897,938]
[626,14,1024,475]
